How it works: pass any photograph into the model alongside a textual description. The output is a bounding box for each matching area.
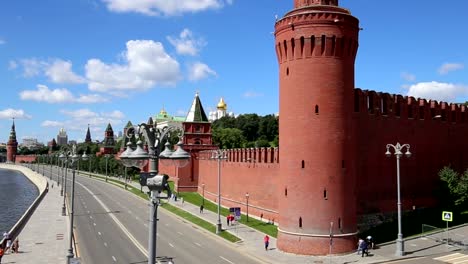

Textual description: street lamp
[245,192,250,222]
[105,154,111,182]
[385,142,411,257]
[120,121,190,264]
[202,183,205,206]
[211,149,228,234]
[60,145,88,264]
[61,159,69,214]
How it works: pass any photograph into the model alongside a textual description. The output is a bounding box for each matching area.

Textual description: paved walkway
[2,166,69,264]
[5,166,468,264]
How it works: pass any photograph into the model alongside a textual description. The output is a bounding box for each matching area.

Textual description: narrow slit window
[285,188,288,196]
[338,218,341,229]
[342,160,345,168]
[286,67,289,76]
[324,188,327,200]
[301,160,305,168]
[315,105,319,114]
[299,217,303,228]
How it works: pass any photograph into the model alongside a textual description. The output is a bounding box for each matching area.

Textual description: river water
[0,168,39,233]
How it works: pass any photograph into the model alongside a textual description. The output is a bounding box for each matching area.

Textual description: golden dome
[159,107,168,117]
[217,98,227,110]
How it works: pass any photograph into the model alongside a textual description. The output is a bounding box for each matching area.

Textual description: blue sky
[0,0,467,144]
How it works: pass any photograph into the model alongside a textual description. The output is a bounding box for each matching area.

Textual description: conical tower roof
[85,124,92,143]
[8,119,17,142]
[185,92,208,122]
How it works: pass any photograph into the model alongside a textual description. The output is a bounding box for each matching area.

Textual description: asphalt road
[42,165,260,264]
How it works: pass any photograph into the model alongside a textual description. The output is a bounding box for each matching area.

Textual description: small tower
[57,128,68,145]
[275,0,360,255]
[100,123,115,155]
[85,124,92,143]
[7,119,18,163]
[183,92,215,149]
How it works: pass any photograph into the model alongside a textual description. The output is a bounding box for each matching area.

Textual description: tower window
[286,67,289,76]
[338,218,341,229]
[301,160,305,168]
[315,105,319,114]
[299,217,303,228]
[284,187,288,196]
[324,188,328,200]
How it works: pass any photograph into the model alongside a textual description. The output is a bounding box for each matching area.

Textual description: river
[0,168,39,233]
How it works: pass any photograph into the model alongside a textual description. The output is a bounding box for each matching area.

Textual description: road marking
[435,253,464,261]
[144,223,148,227]
[128,210,132,214]
[177,232,183,236]
[93,223,96,226]
[87,211,90,214]
[220,256,234,264]
[194,242,202,247]
[390,257,425,263]
[77,181,148,257]
[112,256,117,262]
[98,232,102,236]
[169,243,174,248]
[135,216,140,220]
[89,216,93,219]
[104,242,108,247]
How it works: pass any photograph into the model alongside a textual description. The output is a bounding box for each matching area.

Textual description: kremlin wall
[8,0,468,256]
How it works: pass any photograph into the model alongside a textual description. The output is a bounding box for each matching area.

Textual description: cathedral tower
[275,0,360,254]
[7,119,18,163]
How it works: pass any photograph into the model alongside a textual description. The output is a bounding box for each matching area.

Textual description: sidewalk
[118,177,466,264]
[2,167,69,264]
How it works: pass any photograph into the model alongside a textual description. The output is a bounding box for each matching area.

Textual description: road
[35,164,260,264]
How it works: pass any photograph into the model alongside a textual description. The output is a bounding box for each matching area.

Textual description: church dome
[217,98,227,110]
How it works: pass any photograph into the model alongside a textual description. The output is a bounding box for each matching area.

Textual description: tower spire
[85,124,92,143]
[294,0,338,8]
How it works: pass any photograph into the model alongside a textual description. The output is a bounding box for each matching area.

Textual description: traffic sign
[442,211,453,222]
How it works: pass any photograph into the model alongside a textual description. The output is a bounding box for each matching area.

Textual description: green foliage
[212,128,246,149]
[439,166,468,206]
[212,113,278,148]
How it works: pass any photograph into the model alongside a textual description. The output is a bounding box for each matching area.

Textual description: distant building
[152,107,185,131]
[21,138,44,150]
[57,128,68,145]
[7,120,18,162]
[68,140,77,146]
[208,97,235,122]
[85,125,92,143]
[97,123,115,155]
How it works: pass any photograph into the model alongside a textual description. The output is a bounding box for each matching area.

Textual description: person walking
[227,215,230,226]
[264,235,270,251]
[199,204,204,213]
[12,238,18,253]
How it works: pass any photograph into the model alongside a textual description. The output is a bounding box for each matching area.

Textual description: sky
[0,0,467,144]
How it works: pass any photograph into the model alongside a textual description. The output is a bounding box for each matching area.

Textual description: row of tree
[212,114,279,149]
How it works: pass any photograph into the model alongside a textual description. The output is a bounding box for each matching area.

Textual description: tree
[439,166,468,206]
[212,128,246,149]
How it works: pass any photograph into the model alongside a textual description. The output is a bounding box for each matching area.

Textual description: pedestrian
[264,235,270,251]
[227,215,230,226]
[181,197,184,204]
[260,213,263,221]
[52,183,54,189]
[357,238,364,255]
[366,235,374,249]
[360,240,369,257]
[12,238,18,253]
[1,232,9,249]
[200,204,204,213]
[5,239,11,254]
[0,244,4,263]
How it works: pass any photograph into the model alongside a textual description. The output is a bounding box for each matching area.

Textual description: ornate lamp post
[60,145,88,264]
[245,192,250,222]
[120,121,190,264]
[210,149,228,234]
[385,142,411,257]
[105,154,111,182]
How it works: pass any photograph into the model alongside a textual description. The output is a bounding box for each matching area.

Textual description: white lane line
[104,242,108,247]
[98,232,102,236]
[135,216,140,220]
[220,256,234,264]
[177,232,183,236]
[93,223,96,226]
[194,242,202,247]
[112,256,117,262]
[144,223,148,227]
[77,181,148,257]
[169,243,175,248]
[128,210,132,214]
[87,210,90,214]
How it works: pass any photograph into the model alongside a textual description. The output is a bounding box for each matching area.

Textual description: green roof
[185,93,208,122]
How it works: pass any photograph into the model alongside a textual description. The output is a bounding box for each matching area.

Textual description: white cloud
[406,81,468,102]
[20,84,108,104]
[17,58,48,77]
[438,63,464,75]
[41,120,64,127]
[45,59,85,84]
[102,0,233,16]
[55,108,125,136]
[167,29,206,56]
[401,72,416,82]
[20,85,75,103]
[11,58,85,84]
[188,62,217,81]
[86,40,181,92]
[0,39,5,45]
[243,91,264,98]
[0,108,32,119]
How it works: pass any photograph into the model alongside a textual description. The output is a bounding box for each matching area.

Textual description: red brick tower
[275,0,360,255]
[7,119,18,163]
